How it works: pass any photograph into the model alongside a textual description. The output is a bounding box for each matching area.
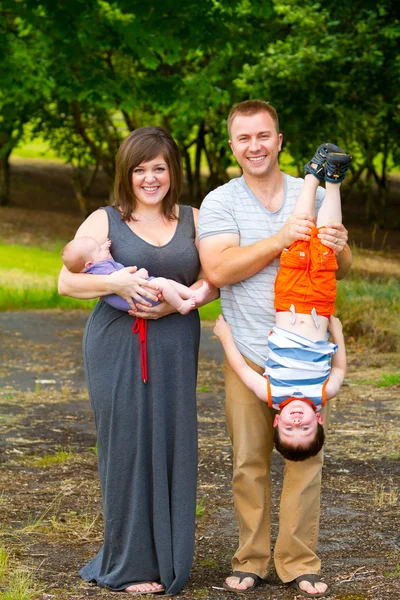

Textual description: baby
[214,143,351,461]
[61,236,210,315]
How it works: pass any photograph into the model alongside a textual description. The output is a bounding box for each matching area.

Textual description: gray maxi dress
[80,205,200,595]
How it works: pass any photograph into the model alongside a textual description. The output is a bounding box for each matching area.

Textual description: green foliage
[2,0,400,217]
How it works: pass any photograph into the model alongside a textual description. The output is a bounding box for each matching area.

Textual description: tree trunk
[0,152,11,206]
[193,121,205,205]
[182,147,194,201]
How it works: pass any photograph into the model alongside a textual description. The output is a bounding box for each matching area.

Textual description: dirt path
[0,311,399,599]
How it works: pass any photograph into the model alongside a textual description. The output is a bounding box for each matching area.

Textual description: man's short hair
[273,423,325,462]
[227,100,280,138]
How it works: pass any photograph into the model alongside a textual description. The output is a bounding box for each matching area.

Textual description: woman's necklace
[135,212,163,224]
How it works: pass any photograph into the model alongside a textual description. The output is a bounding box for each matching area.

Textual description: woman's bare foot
[125,581,164,594]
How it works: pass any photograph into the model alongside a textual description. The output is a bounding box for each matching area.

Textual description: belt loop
[311,307,320,329]
[289,304,296,325]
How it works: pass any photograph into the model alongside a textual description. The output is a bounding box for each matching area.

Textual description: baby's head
[61,237,112,273]
[273,399,325,461]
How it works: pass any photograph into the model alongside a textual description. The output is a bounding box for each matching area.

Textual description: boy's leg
[317,181,342,227]
[224,355,274,586]
[292,174,319,220]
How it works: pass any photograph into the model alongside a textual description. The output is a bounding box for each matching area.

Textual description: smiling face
[273,399,324,449]
[131,154,171,210]
[229,110,283,181]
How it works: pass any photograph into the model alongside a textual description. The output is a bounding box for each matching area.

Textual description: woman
[58,127,217,595]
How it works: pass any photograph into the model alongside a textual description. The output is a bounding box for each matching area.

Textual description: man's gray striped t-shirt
[198,174,325,367]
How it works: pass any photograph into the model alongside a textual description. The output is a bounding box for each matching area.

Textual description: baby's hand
[213,314,232,340]
[100,238,112,253]
[136,268,149,279]
[328,315,343,337]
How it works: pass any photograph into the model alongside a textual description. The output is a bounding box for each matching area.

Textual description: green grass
[336,274,400,351]
[0,545,9,581]
[24,447,75,468]
[12,138,62,161]
[0,568,36,600]
[0,545,36,600]
[198,299,220,321]
[0,241,221,315]
[195,497,206,517]
[0,243,97,310]
[377,373,400,387]
[3,241,399,351]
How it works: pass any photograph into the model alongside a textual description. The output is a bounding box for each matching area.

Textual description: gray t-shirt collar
[238,173,287,215]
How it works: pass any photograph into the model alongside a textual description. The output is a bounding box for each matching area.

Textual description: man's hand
[277,213,315,249]
[318,222,348,256]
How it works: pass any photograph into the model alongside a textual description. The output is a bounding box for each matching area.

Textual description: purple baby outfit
[84,259,160,310]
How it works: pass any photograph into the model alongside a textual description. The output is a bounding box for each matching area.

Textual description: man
[198,100,352,597]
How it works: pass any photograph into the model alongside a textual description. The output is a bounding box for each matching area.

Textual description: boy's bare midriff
[275,311,329,341]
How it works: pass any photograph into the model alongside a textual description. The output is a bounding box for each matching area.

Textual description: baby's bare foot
[178,297,196,315]
[193,281,210,306]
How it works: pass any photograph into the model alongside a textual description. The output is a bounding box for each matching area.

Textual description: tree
[234,0,400,222]
[0,7,52,204]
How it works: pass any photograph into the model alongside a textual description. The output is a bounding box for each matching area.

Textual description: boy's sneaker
[304,143,332,182]
[325,146,352,183]
[304,143,352,183]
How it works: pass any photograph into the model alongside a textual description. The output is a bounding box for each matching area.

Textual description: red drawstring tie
[132,317,148,383]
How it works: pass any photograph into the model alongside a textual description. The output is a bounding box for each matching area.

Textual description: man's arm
[336,243,352,280]
[318,221,353,280]
[214,315,268,401]
[199,213,314,288]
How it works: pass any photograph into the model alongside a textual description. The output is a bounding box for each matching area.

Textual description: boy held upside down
[61,236,210,315]
[214,143,351,461]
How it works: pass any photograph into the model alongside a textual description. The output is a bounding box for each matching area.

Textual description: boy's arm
[325,316,347,400]
[214,315,268,401]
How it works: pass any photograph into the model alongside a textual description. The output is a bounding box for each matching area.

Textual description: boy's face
[273,400,324,447]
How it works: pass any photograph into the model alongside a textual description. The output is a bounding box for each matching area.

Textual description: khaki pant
[224,354,330,582]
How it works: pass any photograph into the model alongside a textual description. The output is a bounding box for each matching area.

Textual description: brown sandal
[223,571,262,593]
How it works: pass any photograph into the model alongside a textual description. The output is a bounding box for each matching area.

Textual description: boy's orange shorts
[274,226,338,316]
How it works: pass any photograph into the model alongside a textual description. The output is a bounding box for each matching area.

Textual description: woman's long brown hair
[113,126,183,222]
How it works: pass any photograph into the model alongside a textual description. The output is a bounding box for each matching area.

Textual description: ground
[0,159,399,599]
[0,312,399,600]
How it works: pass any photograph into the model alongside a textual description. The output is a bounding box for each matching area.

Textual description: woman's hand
[108,267,160,310]
[128,298,176,320]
